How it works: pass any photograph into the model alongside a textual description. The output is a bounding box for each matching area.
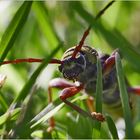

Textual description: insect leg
[85,96,105,122]
[127,87,140,96]
[86,96,95,112]
[103,49,119,75]
[47,78,75,132]
[59,85,105,122]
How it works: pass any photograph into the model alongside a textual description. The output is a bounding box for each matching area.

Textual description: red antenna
[1,58,63,65]
[71,0,115,59]
[72,26,91,58]
[49,59,63,64]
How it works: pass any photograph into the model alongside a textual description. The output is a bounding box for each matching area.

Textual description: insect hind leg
[128,87,140,96]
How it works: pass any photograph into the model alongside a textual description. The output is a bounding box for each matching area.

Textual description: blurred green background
[0,1,140,139]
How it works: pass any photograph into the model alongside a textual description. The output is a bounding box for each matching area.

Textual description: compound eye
[76,55,85,65]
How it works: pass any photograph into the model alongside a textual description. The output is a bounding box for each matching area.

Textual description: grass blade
[106,115,119,139]
[31,102,64,129]
[0,2,32,61]
[31,98,62,123]
[115,52,134,138]
[0,94,8,111]
[31,95,88,129]
[0,108,21,126]
[32,2,60,48]
[92,57,103,138]
[95,58,103,113]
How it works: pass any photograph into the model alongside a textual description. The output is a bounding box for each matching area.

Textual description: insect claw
[91,112,105,122]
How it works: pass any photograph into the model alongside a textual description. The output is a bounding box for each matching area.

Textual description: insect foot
[47,127,53,133]
[47,118,55,133]
[91,112,105,122]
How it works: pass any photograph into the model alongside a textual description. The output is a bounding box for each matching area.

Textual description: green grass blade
[92,57,103,138]
[0,93,8,111]
[12,43,62,104]
[31,95,88,129]
[95,58,103,113]
[106,115,119,139]
[0,2,32,61]
[31,98,62,123]
[0,108,21,126]
[115,52,134,138]
[32,2,60,48]
[31,102,64,129]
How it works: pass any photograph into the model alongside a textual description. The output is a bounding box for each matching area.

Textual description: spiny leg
[47,78,75,132]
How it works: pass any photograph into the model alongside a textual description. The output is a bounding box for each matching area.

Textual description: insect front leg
[47,78,75,132]
[59,84,105,122]
[85,96,105,122]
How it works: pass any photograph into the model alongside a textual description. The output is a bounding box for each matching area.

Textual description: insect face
[58,53,86,81]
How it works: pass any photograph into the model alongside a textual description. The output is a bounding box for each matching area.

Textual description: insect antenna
[0,58,63,65]
[49,58,63,64]
[71,0,115,59]
[95,0,115,20]
[72,26,91,58]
